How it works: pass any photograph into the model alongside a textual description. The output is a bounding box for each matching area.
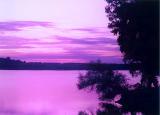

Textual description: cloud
[68,27,116,39]
[7,43,122,63]
[0,34,122,63]
[0,45,32,49]
[0,21,121,63]
[55,35,117,45]
[1,54,121,63]
[0,34,118,50]
[70,27,103,33]
[0,21,53,31]
[0,36,40,47]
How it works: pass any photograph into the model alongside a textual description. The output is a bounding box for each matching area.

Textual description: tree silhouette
[77,62,127,99]
[77,62,159,115]
[105,0,159,88]
[78,1,159,114]
[78,110,95,115]
[77,62,128,114]
[78,111,89,115]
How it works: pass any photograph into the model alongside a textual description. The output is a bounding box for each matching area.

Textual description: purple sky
[0,0,122,63]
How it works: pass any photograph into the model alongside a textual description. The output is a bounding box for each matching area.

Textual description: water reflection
[0,70,98,115]
[0,70,146,115]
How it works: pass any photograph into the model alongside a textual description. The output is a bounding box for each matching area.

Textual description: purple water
[0,70,99,115]
[0,70,141,115]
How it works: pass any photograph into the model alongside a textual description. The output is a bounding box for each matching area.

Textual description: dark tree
[77,62,127,100]
[105,0,159,87]
[78,111,89,115]
[77,62,159,115]
[77,62,127,114]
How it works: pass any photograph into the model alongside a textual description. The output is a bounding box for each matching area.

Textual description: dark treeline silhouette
[78,0,159,115]
[0,57,132,70]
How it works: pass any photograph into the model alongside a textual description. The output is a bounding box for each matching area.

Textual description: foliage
[78,111,89,115]
[96,104,122,115]
[77,62,127,100]
[77,62,159,115]
[105,0,159,87]
[77,62,127,114]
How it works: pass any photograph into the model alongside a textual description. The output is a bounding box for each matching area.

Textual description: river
[0,70,141,115]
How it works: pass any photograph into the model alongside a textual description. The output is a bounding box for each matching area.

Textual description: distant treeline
[0,57,135,70]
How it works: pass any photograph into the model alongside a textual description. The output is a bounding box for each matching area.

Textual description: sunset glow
[0,0,122,63]
[0,1,158,115]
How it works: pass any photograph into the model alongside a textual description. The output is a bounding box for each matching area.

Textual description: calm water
[0,70,141,115]
[0,70,99,115]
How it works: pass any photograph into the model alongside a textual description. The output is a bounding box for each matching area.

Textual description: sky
[0,0,122,63]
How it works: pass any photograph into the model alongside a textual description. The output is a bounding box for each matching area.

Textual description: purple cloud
[0,36,39,46]
[0,21,121,63]
[0,35,121,63]
[0,21,53,31]
[0,45,32,49]
[13,52,122,63]
[8,41,122,63]
[69,27,114,37]
[55,36,117,45]
[70,28,100,33]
